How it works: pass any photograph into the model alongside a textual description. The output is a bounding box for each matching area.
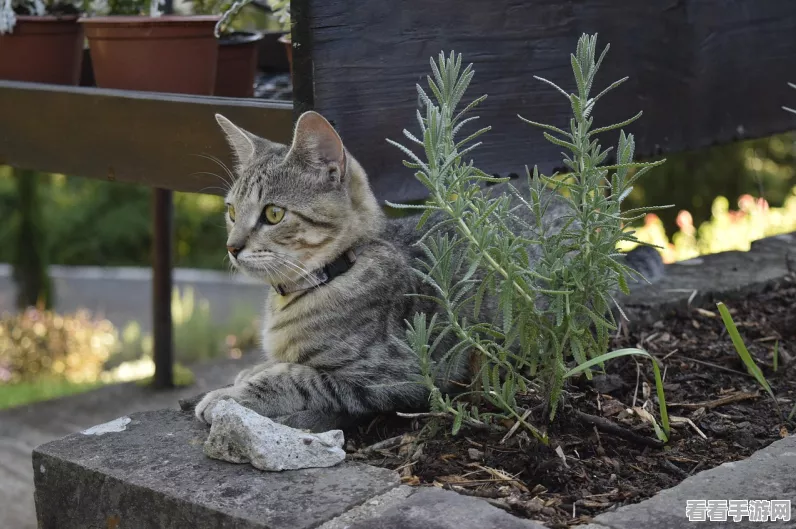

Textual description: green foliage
[265,0,289,33]
[84,0,157,16]
[716,301,793,422]
[190,0,229,15]
[113,286,259,365]
[0,173,229,270]
[0,287,259,408]
[135,362,195,388]
[0,378,104,410]
[214,0,288,37]
[390,34,669,438]
[564,347,669,441]
[172,286,259,364]
[12,169,53,310]
[0,308,118,384]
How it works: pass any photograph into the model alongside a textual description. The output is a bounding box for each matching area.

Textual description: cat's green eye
[227,204,236,222]
[263,205,285,225]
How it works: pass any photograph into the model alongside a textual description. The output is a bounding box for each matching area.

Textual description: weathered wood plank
[302,0,796,202]
[0,81,293,195]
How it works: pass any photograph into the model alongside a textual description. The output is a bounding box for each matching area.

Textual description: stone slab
[0,353,259,529]
[345,487,549,529]
[585,433,796,529]
[318,486,416,529]
[621,232,794,328]
[33,409,399,529]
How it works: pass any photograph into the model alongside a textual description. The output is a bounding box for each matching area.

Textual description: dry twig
[571,410,664,448]
[669,391,759,410]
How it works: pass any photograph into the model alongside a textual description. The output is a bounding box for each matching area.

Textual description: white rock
[203,400,346,471]
[81,416,131,435]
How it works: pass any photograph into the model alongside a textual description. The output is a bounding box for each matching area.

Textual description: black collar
[274,248,358,296]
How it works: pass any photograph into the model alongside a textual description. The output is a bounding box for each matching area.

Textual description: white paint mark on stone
[39,464,45,474]
[81,416,131,435]
[675,258,704,266]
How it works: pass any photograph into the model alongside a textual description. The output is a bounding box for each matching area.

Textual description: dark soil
[344,277,796,528]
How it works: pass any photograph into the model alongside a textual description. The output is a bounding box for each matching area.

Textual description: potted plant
[0,0,84,85]
[216,0,289,77]
[78,0,220,95]
[266,0,290,74]
[191,0,263,98]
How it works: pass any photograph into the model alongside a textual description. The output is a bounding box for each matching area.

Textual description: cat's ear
[288,111,347,183]
[215,114,259,167]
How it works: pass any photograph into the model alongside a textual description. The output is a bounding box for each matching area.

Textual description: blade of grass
[565,348,669,442]
[716,302,782,421]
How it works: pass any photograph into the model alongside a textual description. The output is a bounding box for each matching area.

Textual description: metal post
[152,188,174,389]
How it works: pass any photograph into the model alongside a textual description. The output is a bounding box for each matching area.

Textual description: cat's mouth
[234,251,310,286]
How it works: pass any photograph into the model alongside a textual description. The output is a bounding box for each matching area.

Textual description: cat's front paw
[195,386,245,425]
[234,366,257,385]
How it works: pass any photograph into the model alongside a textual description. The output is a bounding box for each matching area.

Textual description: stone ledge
[343,487,549,529]
[33,409,400,529]
[621,231,794,328]
[33,409,553,529]
[579,433,796,529]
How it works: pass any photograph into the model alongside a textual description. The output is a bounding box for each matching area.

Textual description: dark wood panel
[0,81,293,195]
[303,0,796,203]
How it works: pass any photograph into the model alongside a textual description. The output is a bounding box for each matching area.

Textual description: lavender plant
[390,34,671,440]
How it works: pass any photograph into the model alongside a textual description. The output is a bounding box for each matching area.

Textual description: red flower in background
[676,210,695,235]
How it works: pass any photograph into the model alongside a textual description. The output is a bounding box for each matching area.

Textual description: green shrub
[0,308,118,384]
[391,35,669,440]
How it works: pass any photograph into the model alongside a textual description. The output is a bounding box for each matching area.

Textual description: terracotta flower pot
[215,31,264,98]
[0,16,84,85]
[279,34,292,77]
[79,16,220,95]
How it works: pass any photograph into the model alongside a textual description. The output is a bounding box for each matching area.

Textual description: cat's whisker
[275,257,313,279]
[190,171,232,191]
[262,260,293,286]
[190,153,236,188]
[199,186,231,196]
[272,255,315,282]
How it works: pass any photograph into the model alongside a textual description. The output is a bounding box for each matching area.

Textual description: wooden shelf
[0,81,293,195]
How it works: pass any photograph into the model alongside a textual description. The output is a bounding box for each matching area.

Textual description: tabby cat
[194,111,664,431]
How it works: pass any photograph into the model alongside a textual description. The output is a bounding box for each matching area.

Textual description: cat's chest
[261,316,295,364]
[261,294,311,364]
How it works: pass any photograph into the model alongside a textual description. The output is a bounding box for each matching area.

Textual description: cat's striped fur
[194,111,664,431]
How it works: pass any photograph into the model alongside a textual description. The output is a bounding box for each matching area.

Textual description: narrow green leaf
[717,302,779,412]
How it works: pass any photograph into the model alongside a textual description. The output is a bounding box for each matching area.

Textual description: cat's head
[215,111,383,286]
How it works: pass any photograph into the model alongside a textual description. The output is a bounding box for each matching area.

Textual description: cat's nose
[227,245,244,257]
